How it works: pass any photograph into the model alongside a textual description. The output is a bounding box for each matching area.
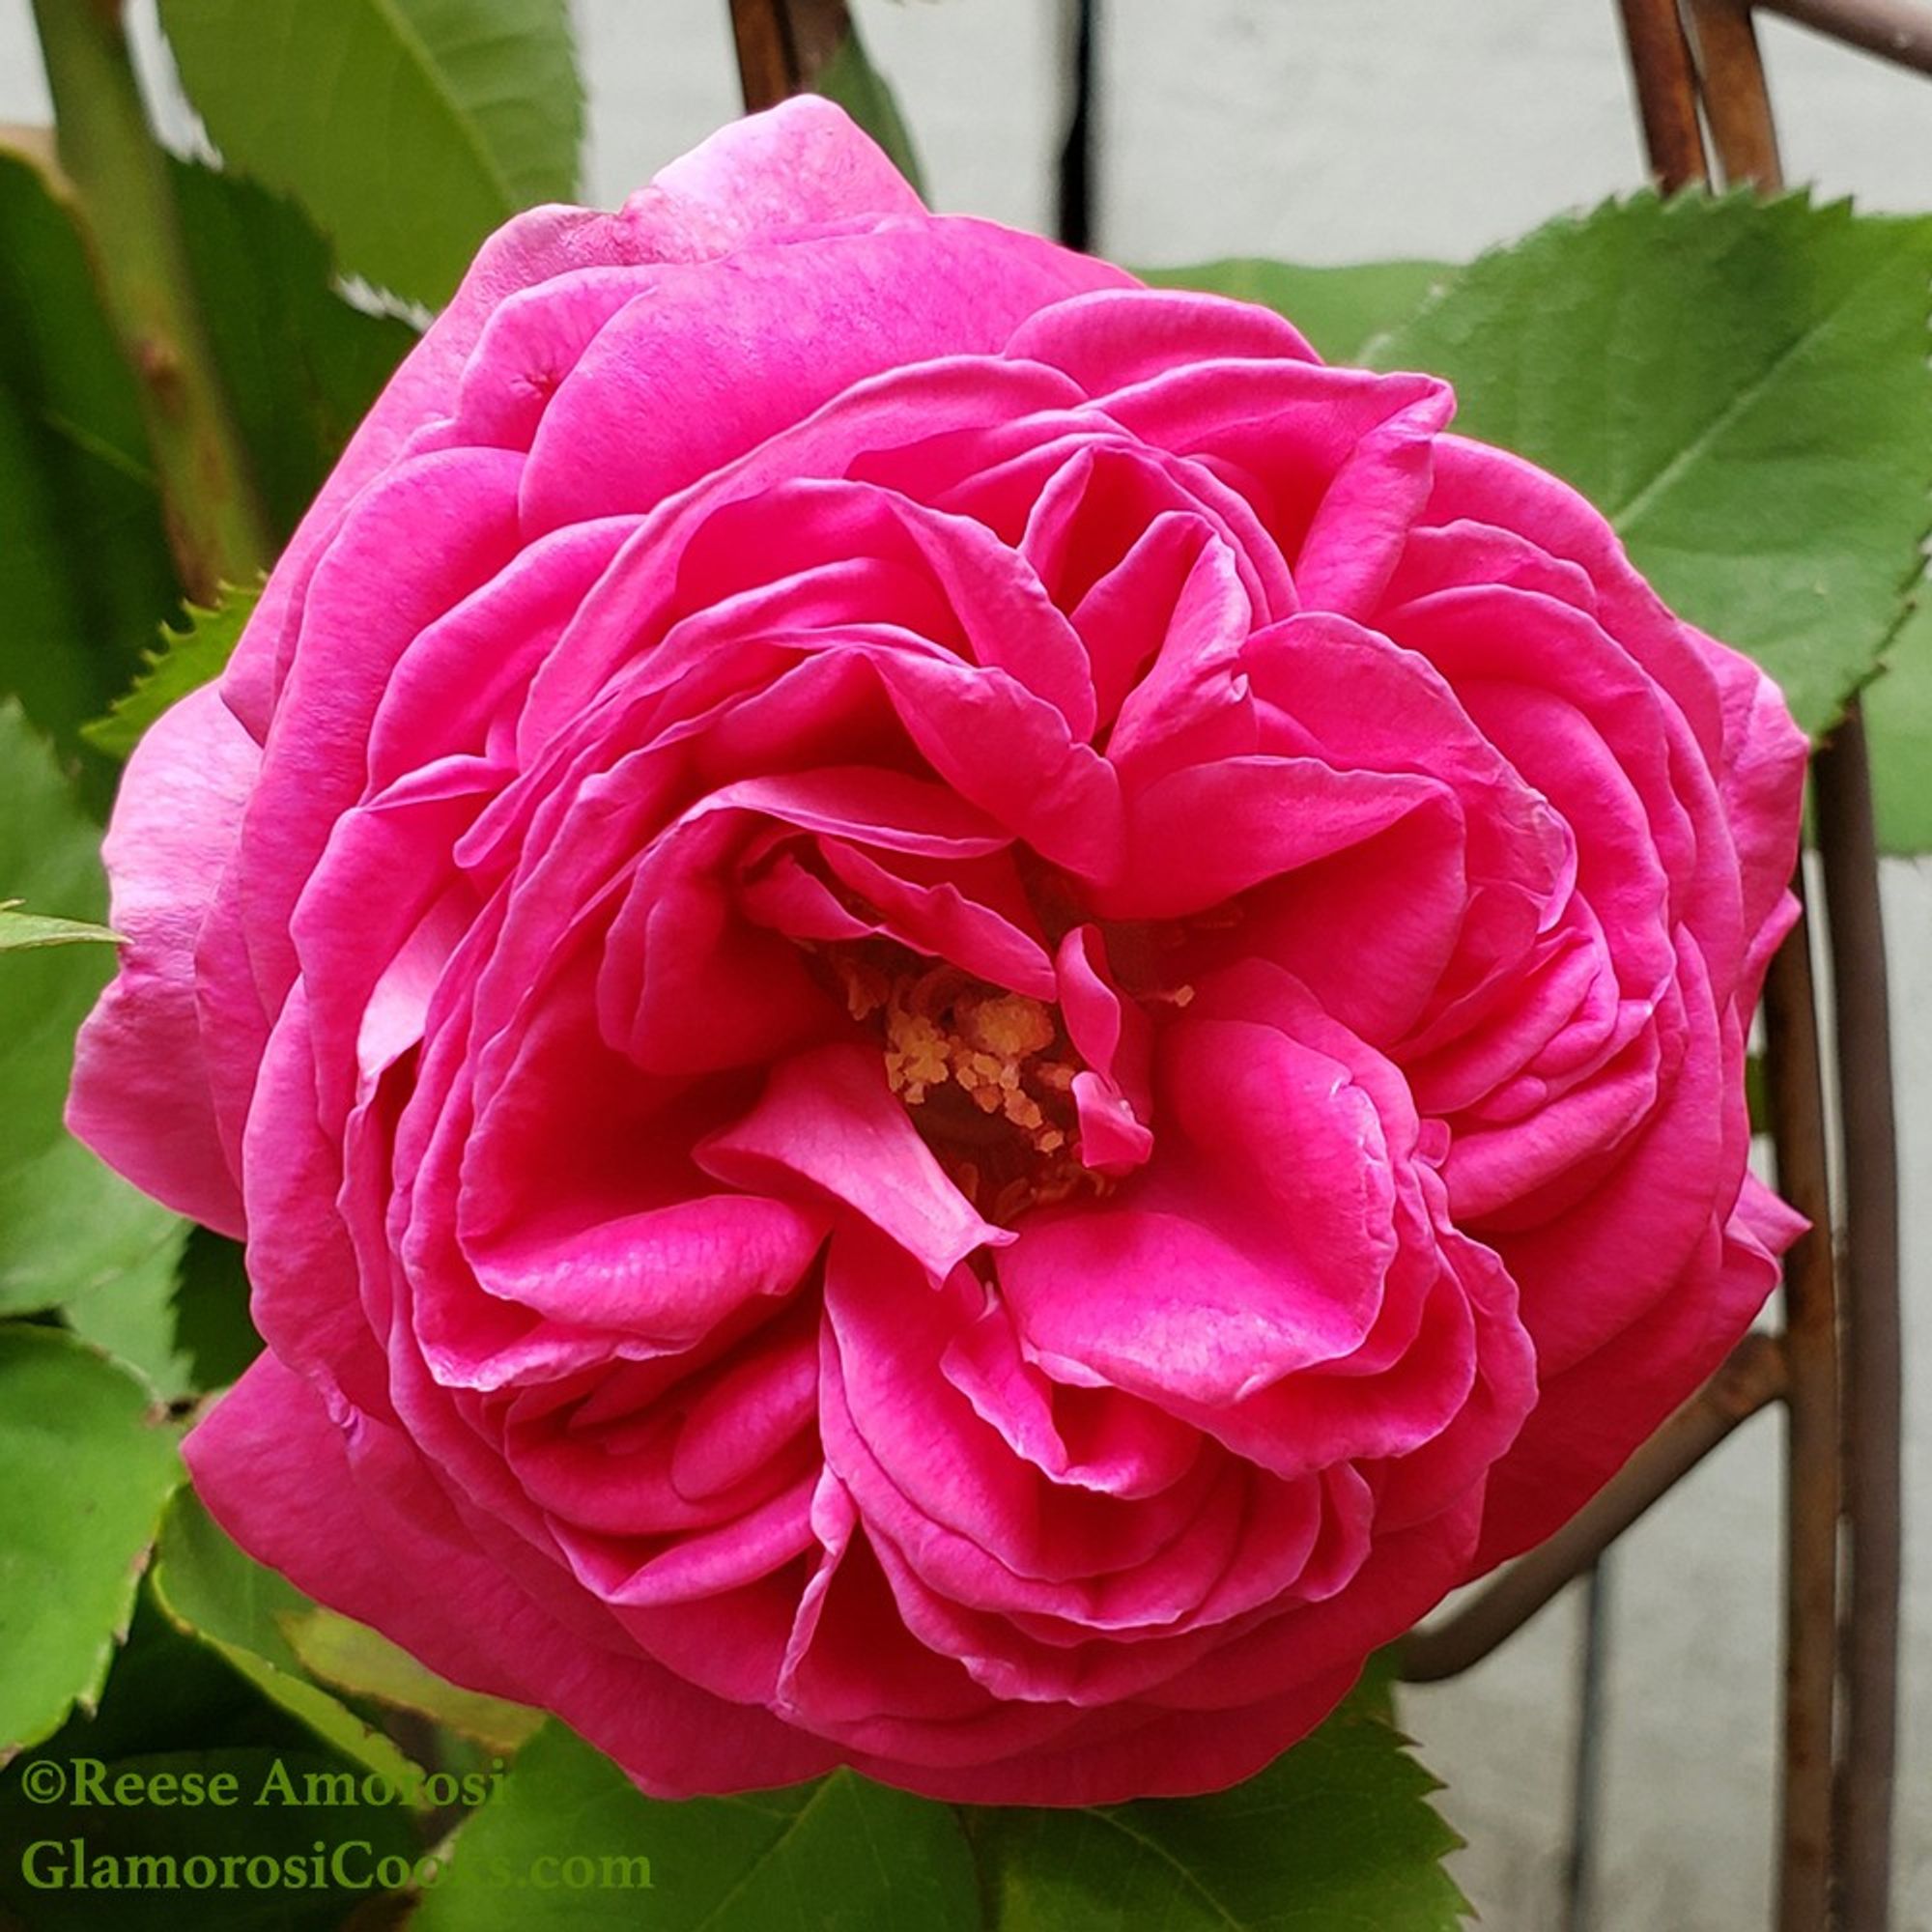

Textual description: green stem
[30,0,270,600]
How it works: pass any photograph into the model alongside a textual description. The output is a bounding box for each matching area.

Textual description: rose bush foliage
[70,101,1805,1804]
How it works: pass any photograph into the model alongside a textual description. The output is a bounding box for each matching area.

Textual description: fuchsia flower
[70,100,1806,1804]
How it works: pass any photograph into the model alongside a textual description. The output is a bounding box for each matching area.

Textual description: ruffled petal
[69,685,257,1234]
[186,1354,840,1795]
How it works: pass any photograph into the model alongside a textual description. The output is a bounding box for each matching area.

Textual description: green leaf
[286,1610,542,1757]
[813,22,926,200]
[62,1220,196,1401]
[417,1729,980,1931]
[169,1227,264,1394]
[1866,582,1932,853]
[0,902,123,951]
[0,143,181,768]
[1373,192,1932,739]
[0,703,184,1319]
[171,161,419,541]
[149,1489,431,1801]
[81,583,261,763]
[1142,257,1456,363]
[0,1326,182,1753]
[971,1694,1467,1931]
[23,1584,313,1764]
[158,0,584,307]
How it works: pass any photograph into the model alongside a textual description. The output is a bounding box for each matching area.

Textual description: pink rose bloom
[70,100,1806,1804]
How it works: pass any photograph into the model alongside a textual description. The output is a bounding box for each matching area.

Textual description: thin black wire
[1056,0,1095,249]
[1564,1561,1613,1932]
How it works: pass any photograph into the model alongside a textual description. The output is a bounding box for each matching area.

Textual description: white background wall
[0,4,1926,1926]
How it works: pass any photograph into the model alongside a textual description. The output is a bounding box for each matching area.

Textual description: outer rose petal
[186,1353,840,1795]
[67,684,257,1235]
[1473,1176,1804,1566]
[222,98,927,738]
[1699,625,1809,967]
[517,222,1133,538]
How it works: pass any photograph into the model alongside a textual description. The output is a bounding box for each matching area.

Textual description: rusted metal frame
[1399,1331,1788,1682]
[1690,22,1901,1923]
[1415,13,1891,1924]
[1616,0,1714,188]
[1674,30,1849,1925]
[1684,0,1785,186]
[1812,705,1903,1932]
[1635,21,1907,1926]
[728,0,851,111]
[1762,886,1844,1932]
[1756,0,1932,74]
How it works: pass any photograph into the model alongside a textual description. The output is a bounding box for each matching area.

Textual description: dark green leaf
[25,1584,320,1766]
[417,1728,979,1931]
[971,1695,1467,1931]
[1,1591,428,1931]
[0,1746,420,1931]
[1866,583,1932,854]
[813,23,926,200]
[82,584,261,763]
[171,163,419,540]
[1142,258,1456,363]
[149,1490,428,1797]
[1374,192,1932,738]
[158,0,585,306]
[169,1227,263,1394]
[0,145,180,768]
[0,703,183,1319]
[0,1326,181,1752]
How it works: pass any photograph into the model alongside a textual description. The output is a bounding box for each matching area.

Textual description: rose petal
[69,684,257,1235]
[186,1353,840,1795]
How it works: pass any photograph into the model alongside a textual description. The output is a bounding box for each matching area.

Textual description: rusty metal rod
[1399,1331,1788,1681]
[1616,0,1714,188]
[1757,0,1932,73]
[1763,888,1844,1932]
[1686,0,1786,186]
[728,0,851,111]
[1813,701,1903,1932]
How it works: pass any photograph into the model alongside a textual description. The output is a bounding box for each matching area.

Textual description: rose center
[822,946,1106,1225]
